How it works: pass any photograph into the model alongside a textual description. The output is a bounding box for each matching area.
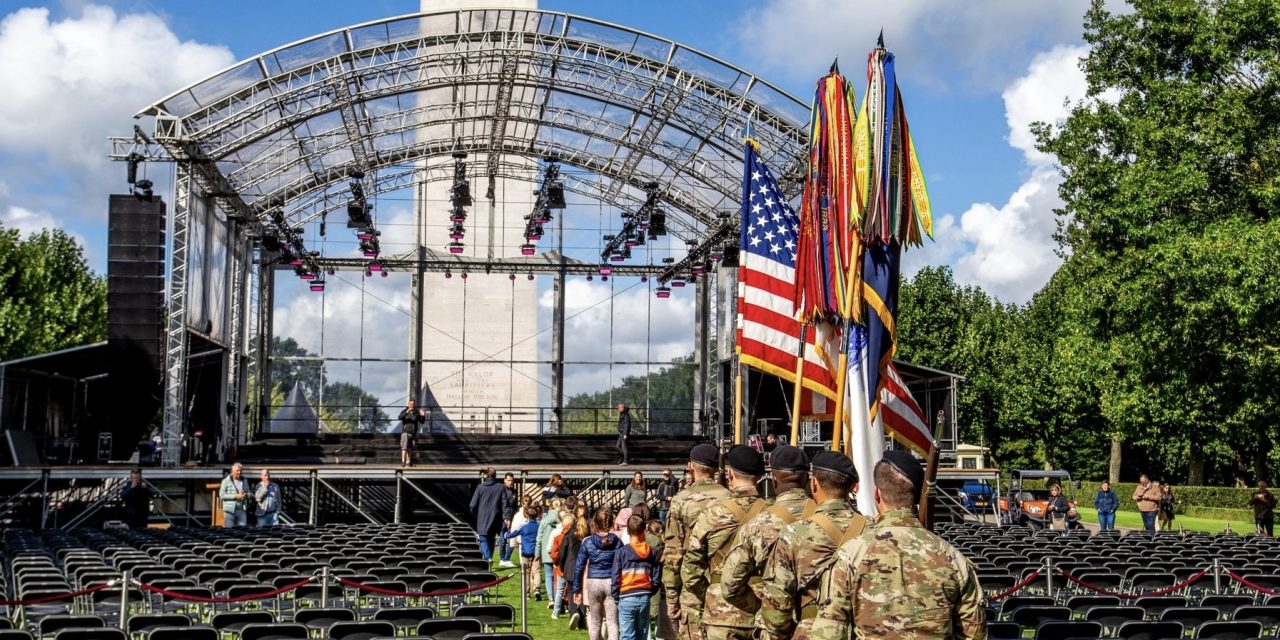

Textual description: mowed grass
[1073,507,1254,535]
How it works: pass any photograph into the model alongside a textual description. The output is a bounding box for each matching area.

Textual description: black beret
[769,445,809,472]
[690,443,720,467]
[810,451,855,479]
[727,444,765,476]
[882,450,925,496]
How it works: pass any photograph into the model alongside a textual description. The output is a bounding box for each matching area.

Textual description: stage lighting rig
[600,182,661,268]
[450,153,472,207]
[346,174,373,230]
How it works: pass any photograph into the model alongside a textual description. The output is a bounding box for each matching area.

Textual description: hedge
[1041,480,1262,515]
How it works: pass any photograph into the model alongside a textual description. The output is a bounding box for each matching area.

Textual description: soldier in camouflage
[810,451,985,640]
[720,445,815,626]
[662,443,727,640]
[680,445,766,640]
[759,450,865,640]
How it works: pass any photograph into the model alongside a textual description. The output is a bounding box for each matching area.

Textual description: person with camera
[399,399,425,467]
[219,462,249,527]
[255,469,281,527]
[121,467,151,530]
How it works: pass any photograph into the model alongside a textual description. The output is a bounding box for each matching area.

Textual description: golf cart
[997,469,1082,530]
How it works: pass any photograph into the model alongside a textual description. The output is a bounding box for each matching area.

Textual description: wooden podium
[206,483,223,527]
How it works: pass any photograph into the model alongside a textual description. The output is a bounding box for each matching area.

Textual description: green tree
[562,354,696,435]
[266,336,390,434]
[1035,0,1280,484]
[0,225,106,360]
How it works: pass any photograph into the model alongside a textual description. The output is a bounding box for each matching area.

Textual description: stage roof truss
[120,9,809,235]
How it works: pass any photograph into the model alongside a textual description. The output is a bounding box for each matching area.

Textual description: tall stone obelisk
[415,0,540,434]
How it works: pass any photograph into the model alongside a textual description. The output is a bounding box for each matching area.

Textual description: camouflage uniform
[680,485,763,640]
[809,507,985,640]
[662,478,728,640]
[759,498,865,640]
[719,487,814,620]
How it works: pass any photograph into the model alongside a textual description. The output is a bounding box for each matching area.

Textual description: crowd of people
[469,445,984,640]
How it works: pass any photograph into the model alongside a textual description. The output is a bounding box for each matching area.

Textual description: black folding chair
[1194,620,1263,639]
[1033,620,1103,640]
[416,618,483,640]
[1114,620,1184,640]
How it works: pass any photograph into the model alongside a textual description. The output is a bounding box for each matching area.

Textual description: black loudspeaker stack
[106,195,166,460]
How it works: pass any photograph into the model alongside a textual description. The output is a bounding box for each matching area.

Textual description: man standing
[398,399,425,467]
[255,469,281,527]
[655,468,677,523]
[719,445,814,632]
[1093,480,1119,532]
[810,451,985,640]
[681,445,766,640]
[470,467,507,565]
[1132,474,1162,534]
[121,468,151,530]
[1250,481,1276,536]
[662,444,728,640]
[617,403,632,465]
[219,462,249,527]
[760,451,865,640]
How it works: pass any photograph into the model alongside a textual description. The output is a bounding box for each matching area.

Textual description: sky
[0,0,1114,407]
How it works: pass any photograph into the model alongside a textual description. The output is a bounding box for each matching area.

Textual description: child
[549,510,574,619]
[611,515,659,640]
[505,503,542,599]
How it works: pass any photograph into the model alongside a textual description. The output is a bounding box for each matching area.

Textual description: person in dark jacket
[1093,480,1119,531]
[470,467,507,564]
[559,513,589,626]
[617,404,632,465]
[612,515,660,640]
[1250,481,1277,536]
[499,473,519,567]
[654,469,677,523]
[1045,483,1071,531]
[121,468,151,530]
[574,508,622,640]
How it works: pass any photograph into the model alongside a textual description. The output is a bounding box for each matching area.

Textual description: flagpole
[917,409,947,531]
[827,318,851,453]
[787,324,808,445]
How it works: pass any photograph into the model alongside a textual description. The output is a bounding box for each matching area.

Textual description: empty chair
[126,614,191,635]
[211,611,274,635]
[1201,595,1254,618]
[146,628,217,640]
[0,632,32,640]
[998,596,1055,620]
[1135,596,1190,616]
[416,618,484,640]
[1231,604,1280,632]
[451,604,515,631]
[1033,620,1103,640]
[293,609,356,635]
[1160,607,1220,632]
[239,623,309,640]
[40,616,105,637]
[1084,606,1146,632]
[1114,620,1185,640]
[1064,595,1120,616]
[458,634,532,640]
[371,607,435,633]
[1010,606,1070,630]
[52,630,127,640]
[985,621,1020,640]
[326,621,395,640]
[1194,620,1263,639]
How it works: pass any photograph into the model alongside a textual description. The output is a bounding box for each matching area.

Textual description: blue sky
[0,0,1110,405]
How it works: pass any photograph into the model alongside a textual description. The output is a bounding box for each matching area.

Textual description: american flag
[736,141,837,413]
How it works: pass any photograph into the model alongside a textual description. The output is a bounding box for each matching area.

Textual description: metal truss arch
[131,8,810,226]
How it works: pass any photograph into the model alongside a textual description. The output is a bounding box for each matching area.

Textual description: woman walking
[1158,482,1177,531]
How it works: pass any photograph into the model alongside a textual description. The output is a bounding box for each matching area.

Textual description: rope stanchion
[988,569,1043,603]
[134,577,314,604]
[335,574,512,598]
[1057,568,1207,600]
[0,581,117,606]
[1226,571,1279,596]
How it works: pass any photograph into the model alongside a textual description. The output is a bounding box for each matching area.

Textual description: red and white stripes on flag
[880,362,933,456]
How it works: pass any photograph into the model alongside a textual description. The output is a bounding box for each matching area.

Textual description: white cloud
[0,179,92,250]
[734,1,1113,91]
[905,45,1090,303]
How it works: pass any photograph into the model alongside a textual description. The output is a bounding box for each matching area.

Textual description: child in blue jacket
[506,503,543,597]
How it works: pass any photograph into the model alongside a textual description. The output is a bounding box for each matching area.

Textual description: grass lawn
[1073,507,1254,535]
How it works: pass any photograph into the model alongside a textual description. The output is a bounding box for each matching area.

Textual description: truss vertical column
[694,275,711,438]
[224,229,249,450]
[161,163,193,466]
[410,244,426,404]
[706,268,724,439]
[244,243,263,440]
[254,265,275,438]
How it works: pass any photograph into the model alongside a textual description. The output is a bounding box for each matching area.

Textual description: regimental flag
[736,140,838,410]
[846,323,883,516]
[862,240,933,456]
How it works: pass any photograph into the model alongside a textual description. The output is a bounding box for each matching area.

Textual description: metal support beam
[394,470,403,525]
[410,244,426,404]
[309,470,318,525]
[161,164,193,466]
[486,38,521,200]
[254,266,275,438]
[315,477,381,525]
[694,275,711,437]
[399,477,466,525]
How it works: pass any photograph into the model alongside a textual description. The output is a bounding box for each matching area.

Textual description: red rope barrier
[988,570,1043,602]
[1057,568,1207,599]
[1226,571,1279,596]
[0,581,116,606]
[335,574,512,598]
[135,577,314,604]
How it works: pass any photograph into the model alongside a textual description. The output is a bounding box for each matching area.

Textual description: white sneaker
[499,560,516,568]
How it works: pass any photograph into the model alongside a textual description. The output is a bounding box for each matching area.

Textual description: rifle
[917,410,947,531]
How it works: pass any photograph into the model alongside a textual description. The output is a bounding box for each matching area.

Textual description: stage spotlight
[368,261,383,272]
[445,269,452,279]
[381,270,388,278]
[691,264,706,277]
[261,235,281,252]
[509,273,516,281]
[527,273,535,281]
[721,245,740,267]
[520,243,536,256]
[461,271,469,280]
[601,275,608,282]
[451,182,472,208]
[656,285,671,298]
[449,223,466,240]
[448,241,465,254]
[347,202,372,229]
[450,207,467,223]
[326,268,335,276]
[610,253,625,263]
[599,266,612,276]
[640,276,648,283]
[310,280,325,292]
[586,275,594,281]
[671,279,686,288]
